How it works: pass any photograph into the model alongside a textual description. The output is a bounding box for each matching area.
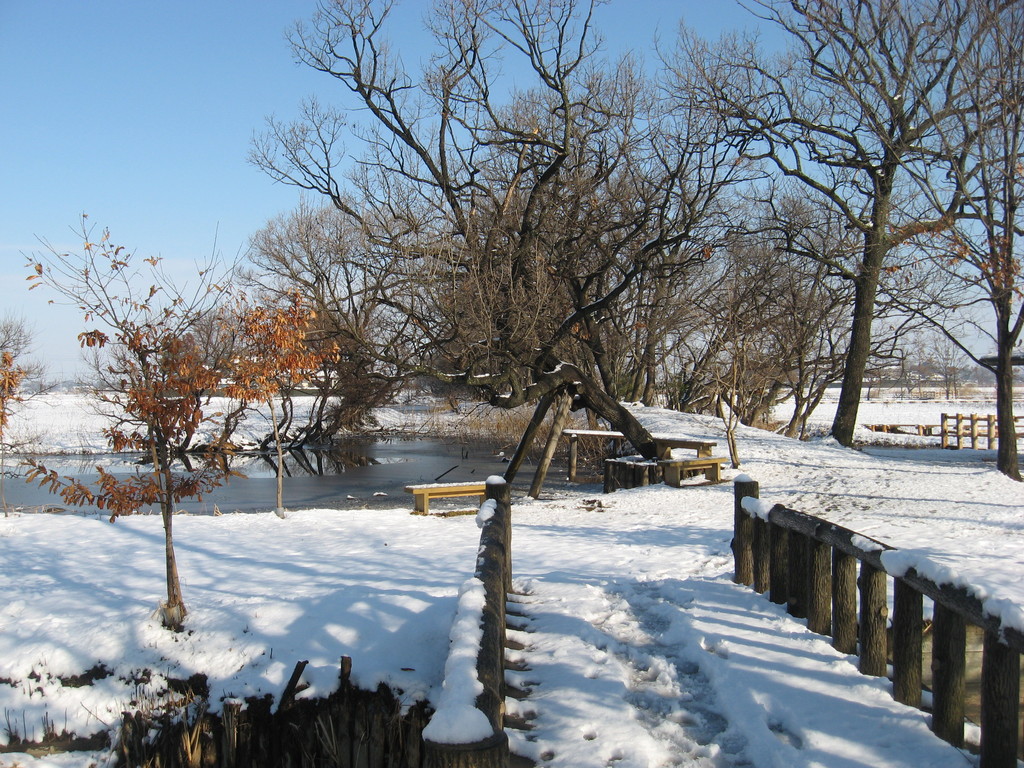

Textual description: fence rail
[423,477,512,768]
[732,478,1022,768]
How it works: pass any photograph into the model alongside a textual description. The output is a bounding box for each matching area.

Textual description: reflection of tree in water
[30,448,386,480]
[255,447,382,477]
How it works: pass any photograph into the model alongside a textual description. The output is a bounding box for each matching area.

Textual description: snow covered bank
[2,400,1022,766]
[3,392,531,456]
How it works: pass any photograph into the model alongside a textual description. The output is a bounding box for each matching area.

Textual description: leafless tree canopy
[245,0,1023,477]
[251,0,749,453]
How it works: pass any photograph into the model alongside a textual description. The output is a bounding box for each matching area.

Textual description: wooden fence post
[806,537,832,635]
[487,478,513,597]
[980,632,1020,768]
[832,549,858,655]
[987,414,997,450]
[732,478,758,586]
[788,532,809,619]
[859,563,888,677]
[752,517,770,595]
[567,433,579,483]
[892,579,923,707]
[941,413,949,448]
[931,602,966,747]
[769,522,789,607]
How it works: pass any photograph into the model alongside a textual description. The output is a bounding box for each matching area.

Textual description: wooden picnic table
[562,429,717,481]
[563,429,627,482]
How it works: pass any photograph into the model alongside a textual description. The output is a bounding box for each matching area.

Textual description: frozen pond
[3,437,584,515]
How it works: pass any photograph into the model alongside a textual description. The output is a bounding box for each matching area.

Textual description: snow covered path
[507,489,974,767]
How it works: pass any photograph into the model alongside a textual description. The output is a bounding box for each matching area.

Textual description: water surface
[4,437,575,515]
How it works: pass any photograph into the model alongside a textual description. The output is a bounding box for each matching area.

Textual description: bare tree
[679,0,986,446]
[901,0,1024,479]
[251,0,744,457]
[244,201,405,438]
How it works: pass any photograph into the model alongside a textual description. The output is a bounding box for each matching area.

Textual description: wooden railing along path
[732,478,1022,768]
[423,477,512,768]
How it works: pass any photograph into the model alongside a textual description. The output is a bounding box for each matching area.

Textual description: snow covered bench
[659,456,728,485]
[404,482,488,515]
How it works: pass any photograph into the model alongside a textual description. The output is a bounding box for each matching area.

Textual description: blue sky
[0,0,761,377]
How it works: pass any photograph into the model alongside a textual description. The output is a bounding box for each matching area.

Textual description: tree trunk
[161,507,187,631]
[831,191,891,446]
[154,442,186,630]
[570,369,658,458]
[269,398,288,515]
[493,363,658,459]
[503,393,555,483]
[994,321,1021,480]
[529,391,572,498]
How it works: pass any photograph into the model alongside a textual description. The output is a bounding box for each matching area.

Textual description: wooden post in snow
[752,515,770,594]
[831,549,858,655]
[931,603,966,747]
[858,563,888,677]
[806,538,832,636]
[892,578,923,707]
[567,432,579,482]
[529,392,571,498]
[503,393,554,483]
[769,522,789,607]
[980,632,1020,768]
[787,531,809,619]
[732,477,758,586]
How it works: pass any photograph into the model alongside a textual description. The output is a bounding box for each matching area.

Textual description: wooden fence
[116,658,431,767]
[732,478,1022,768]
[940,413,1023,450]
[422,478,512,768]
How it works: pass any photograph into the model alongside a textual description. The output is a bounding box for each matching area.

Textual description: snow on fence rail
[732,477,1022,768]
[423,476,512,768]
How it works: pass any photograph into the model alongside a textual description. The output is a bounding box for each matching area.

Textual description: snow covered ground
[1,394,1022,767]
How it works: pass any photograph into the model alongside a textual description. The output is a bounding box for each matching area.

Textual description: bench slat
[658,457,727,486]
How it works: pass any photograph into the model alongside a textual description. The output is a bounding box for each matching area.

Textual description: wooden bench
[658,456,728,486]
[865,424,940,436]
[563,430,718,482]
[404,482,487,515]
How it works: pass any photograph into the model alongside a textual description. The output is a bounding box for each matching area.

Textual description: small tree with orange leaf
[226,293,333,516]
[0,349,28,514]
[26,218,233,629]
[0,352,26,441]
